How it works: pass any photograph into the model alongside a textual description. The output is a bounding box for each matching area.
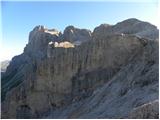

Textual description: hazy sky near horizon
[1,0,159,61]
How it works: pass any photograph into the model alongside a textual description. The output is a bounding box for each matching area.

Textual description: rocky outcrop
[93,18,159,40]
[63,25,92,44]
[53,41,75,48]
[25,25,60,56]
[1,60,10,73]
[1,18,159,119]
[129,100,159,119]
[1,26,57,101]
[1,60,10,78]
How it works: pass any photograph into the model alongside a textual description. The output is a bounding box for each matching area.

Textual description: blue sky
[1,0,158,61]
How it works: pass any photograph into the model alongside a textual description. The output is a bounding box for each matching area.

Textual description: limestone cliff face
[1,25,59,101]
[47,39,158,119]
[46,34,145,105]
[1,18,159,118]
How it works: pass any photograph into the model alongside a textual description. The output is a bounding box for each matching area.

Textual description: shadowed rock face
[46,39,158,119]
[63,25,92,43]
[1,18,159,119]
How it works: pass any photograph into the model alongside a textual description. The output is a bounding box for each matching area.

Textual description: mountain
[1,60,10,78]
[93,18,158,40]
[1,18,159,119]
[1,60,10,73]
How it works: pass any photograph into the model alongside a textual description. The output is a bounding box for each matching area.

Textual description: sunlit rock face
[54,41,75,48]
[1,18,159,119]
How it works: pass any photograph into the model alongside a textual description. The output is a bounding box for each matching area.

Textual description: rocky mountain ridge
[1,18,159,118]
